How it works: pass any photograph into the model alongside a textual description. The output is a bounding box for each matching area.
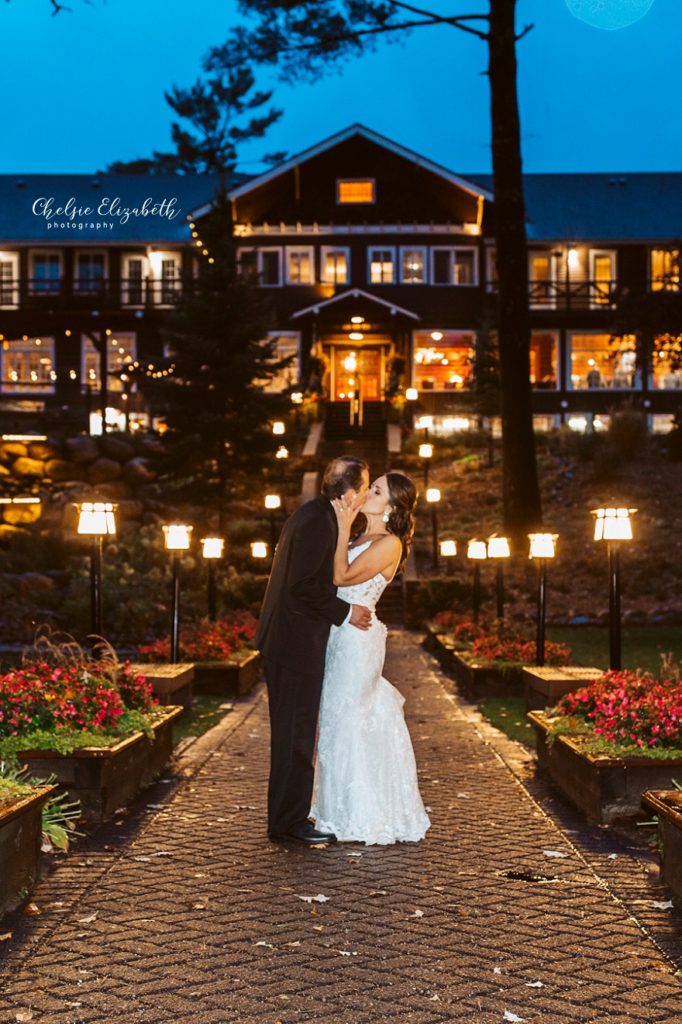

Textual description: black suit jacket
[255,496,351,676]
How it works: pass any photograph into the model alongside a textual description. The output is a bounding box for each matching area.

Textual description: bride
[311,472,431,845]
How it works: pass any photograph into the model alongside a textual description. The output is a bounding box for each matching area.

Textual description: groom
[256,456,371,847]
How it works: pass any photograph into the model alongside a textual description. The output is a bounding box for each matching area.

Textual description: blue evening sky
[1,0,679,175]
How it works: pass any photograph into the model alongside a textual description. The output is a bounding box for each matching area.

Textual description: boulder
[12,457,45,477]
[3,503,42,525]
[135,438,166,458]
[117,499,144,521]
[64,436,99,463]
[123,457,156,483]
[45,459,86,482]
[0,524,22,541]
[96,480,132,500]
[0,442,27,463]
[100,436,135,462]
[0,464,10,477]
[87,458,122,485]
[28,440,61,461]
[14,572,56,598]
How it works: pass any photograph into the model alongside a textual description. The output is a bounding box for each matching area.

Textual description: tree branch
[389,1,489,39]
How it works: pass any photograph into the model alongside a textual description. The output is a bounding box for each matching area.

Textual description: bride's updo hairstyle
[385,471,418,573]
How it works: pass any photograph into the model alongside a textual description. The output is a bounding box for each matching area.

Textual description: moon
[564,0,656,30]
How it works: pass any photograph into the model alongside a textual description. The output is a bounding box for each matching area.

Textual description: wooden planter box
[524,666,602,711]
[14,707,183,825]
[447,651,523,699]
[192,651,262,698]
[529,710,682,824]
[0,785,55,919]
[128,663,194,711]
[642,790,682,904]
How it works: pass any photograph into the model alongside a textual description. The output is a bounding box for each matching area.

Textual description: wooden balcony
[0,277,188,310]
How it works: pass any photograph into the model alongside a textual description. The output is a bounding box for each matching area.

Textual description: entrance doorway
[331,346,383,402]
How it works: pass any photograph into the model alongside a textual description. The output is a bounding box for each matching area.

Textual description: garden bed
[193,651,262,698]
[529,710,682,824]
[128,662,194,710]
[0,784,56,919]
[641,789,682,904]
[523,665,602,711]
[14,706,183,825]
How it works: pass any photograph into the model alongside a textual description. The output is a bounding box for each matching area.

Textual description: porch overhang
[289,288,420,322]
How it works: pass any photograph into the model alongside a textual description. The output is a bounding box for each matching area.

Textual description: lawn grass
[172,695,233,744]
[547,626,682,674]
[477,697,534,749]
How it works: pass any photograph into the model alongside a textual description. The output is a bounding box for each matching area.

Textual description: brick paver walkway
[1,632,682,1023]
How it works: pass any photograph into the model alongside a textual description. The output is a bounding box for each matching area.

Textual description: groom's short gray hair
[321,456,369,499]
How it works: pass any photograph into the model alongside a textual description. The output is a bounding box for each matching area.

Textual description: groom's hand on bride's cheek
[350,604,372,630]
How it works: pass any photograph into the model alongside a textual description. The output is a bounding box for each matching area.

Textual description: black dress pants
[264,658,324,835]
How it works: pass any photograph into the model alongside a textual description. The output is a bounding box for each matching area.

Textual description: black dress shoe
[269,824,337,846]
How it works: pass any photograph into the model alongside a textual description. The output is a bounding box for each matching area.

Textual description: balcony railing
[0,277,187,309]
[486,279,621,310]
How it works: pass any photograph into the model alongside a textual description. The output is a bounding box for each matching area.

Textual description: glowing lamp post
[264,493,282,549]
[487,534,511,620]
[529,533,558,667]
[76,501,117,636]
[251,540,269,561]
[467,539,487,623]
[419,442,433,487]
[163,523,193,663]
[426,488,441,571]
[275,444,289,485]
[416,415,433,441]
[406,387,418,402]
[201,536,224,622]
[440,539,457,575]
[272,420,286,436]
[592,507,637,670]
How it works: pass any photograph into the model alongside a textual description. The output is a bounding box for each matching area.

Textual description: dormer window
[337,179,375,204]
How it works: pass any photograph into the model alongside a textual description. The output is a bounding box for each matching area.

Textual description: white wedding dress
[311,541,431,845]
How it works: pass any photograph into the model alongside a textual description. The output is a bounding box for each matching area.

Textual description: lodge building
[1,124,680,436]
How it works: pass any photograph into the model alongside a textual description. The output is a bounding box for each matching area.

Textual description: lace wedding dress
[311,541,431,845]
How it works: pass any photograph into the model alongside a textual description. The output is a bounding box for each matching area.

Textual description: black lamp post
[201,537,225,622]
[592,507,636,670]
[163,524,193,664]
[440,539,457,575]
[487,535,511,621]
[529,533,558,667]
[426,488,441,572]
[264,494,282,551]
[467,540,487,624]
[76,501,118,636]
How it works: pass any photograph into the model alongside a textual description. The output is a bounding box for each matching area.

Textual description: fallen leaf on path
[369,890,387,897]
[22,904,41,917]
[503,1013,526,1023]
[312,925,324,932]
[493,967,502,975]
[297,894,329,903]
[346,852,362,858]
[284,941,301,947]
[15,1011,33,1022]
[77,912,98,924]
[607,853,618,860]
[337,950,358,957]
[543,850,569,859]
[652,900,674,910]
[525,980,544,987]
[456,792,470,799]
[255,941,274,948]
[411,909,424,918]
[428,994,440,1001]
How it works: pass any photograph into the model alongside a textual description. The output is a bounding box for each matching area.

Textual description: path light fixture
[592,507,637,670]
[487,534,511,620]
[163,523,193,664]
[426,488,441,572]
[264,493,282,549]
[251,540,269,561]
[528,533,558,667]
[419,442,433,487]
[76,501,117,636]
[467,539,487,623]
[406,387,418,402]
[440,539,457,575]
[201,537,225,622]
[272,420,286,436]
[415,415,433,440]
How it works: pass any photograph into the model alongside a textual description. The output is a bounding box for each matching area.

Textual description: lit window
[368,247,395,284]
[431,248,477,286]
[1,336,55,394]
[650,249,680,292]
[82,332,136,393]
[412,330,476,391]
[650,334,682,390]
[530,332,558,389]
[400,248,427,285]
[0,252,19,308]
[286,247,314,285]
[321,247,349,285]
[529,253,556,308]
[568,333,638,390]
[589,250,616,307]
[337,179,375,204]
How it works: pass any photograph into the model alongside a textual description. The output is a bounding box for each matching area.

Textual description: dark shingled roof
[0,173,227,244]
[467,172,682,242]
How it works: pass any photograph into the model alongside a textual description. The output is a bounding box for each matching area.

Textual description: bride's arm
[332,500,401,585]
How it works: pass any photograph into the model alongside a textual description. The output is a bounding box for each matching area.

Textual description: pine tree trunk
[488,0,542,534]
